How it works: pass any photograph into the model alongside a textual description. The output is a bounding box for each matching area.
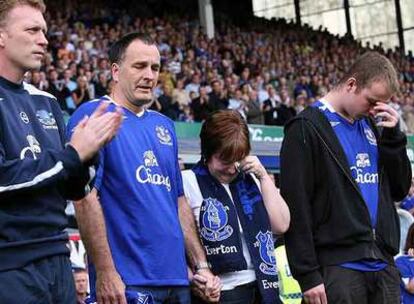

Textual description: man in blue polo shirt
[281,52,412,304]
[68,33,220,304]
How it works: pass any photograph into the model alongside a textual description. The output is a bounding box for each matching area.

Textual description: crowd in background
[26,3,414,303]
[27,2,414,131]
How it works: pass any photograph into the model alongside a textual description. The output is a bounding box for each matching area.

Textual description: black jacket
[280,106,411,292]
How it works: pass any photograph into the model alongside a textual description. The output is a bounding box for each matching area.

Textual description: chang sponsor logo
[351,153,378,184]
[136,150,171,191]
[350,167,378,184]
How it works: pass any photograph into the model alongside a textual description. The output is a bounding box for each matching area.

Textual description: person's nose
[226,164,237,175]
[37,31,48,48]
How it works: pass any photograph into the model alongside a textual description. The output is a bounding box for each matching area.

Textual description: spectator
[94,72,109,98]
[245,89,264,124]
[263,86,295,126]
[63,68,78,113]
[185,73,201,98]
[228,88,247,120]
[74,268,89,304]
[209,79,229,111]
[191,86,211,122]
[172,78,191,109]
[178,104,194,122]
[46,68,69,111]
[294,93,307,114]
[157,84,180,120]
[395,223,414,304]
[72,75,91,108]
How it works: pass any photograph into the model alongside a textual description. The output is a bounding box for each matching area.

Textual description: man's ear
[0,30,6,48]
[111,63,120,83]
[345,77,357,93]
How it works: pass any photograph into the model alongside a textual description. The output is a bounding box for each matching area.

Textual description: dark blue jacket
[0,76,90,271]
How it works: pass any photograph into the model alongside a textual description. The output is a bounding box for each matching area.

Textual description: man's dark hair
[108,32,155,65]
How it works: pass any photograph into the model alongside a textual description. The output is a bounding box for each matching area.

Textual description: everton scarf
[192,161,281,304]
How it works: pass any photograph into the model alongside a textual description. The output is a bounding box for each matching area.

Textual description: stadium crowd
[25,1,414,131]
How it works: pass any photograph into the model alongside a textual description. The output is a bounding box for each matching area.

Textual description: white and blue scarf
[192,161,281,304]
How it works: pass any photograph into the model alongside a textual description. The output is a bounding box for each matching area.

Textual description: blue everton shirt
[67,96,188,290]
[396,255,414,304]
[401,196,414,212]
[313,100,386,271]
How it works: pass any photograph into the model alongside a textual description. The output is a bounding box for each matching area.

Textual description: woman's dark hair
[200,110,250,163]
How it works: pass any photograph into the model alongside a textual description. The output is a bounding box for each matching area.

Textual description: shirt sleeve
[396,257,414,281]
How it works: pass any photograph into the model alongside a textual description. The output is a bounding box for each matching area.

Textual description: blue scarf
[192,161,281,304]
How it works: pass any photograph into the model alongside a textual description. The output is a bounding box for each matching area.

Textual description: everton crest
[155,125,172,145]
[256,231,277,275]
[200,198,233,242]
[364,128,377,146]
[36,109,58,129]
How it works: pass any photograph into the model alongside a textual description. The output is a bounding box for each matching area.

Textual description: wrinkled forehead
[3,4,47,30]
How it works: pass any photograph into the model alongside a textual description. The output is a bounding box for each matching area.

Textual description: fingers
[211,277,222,291]
[321,290,328,304]
[86,109,123,144]
[78,115,89,127]
[97,291,126,304]
[192,273,222,302]
[375,111,398,127]
[89,101,110,120]
[192,274,207,290]
[118,293,127,304]
[239,156,266,178]
[193,274,208,284]
[71,116,88,135]
[303,284,327,304]
[304,295,322,304]
[96,270,126,304]
[373,102,399,128]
